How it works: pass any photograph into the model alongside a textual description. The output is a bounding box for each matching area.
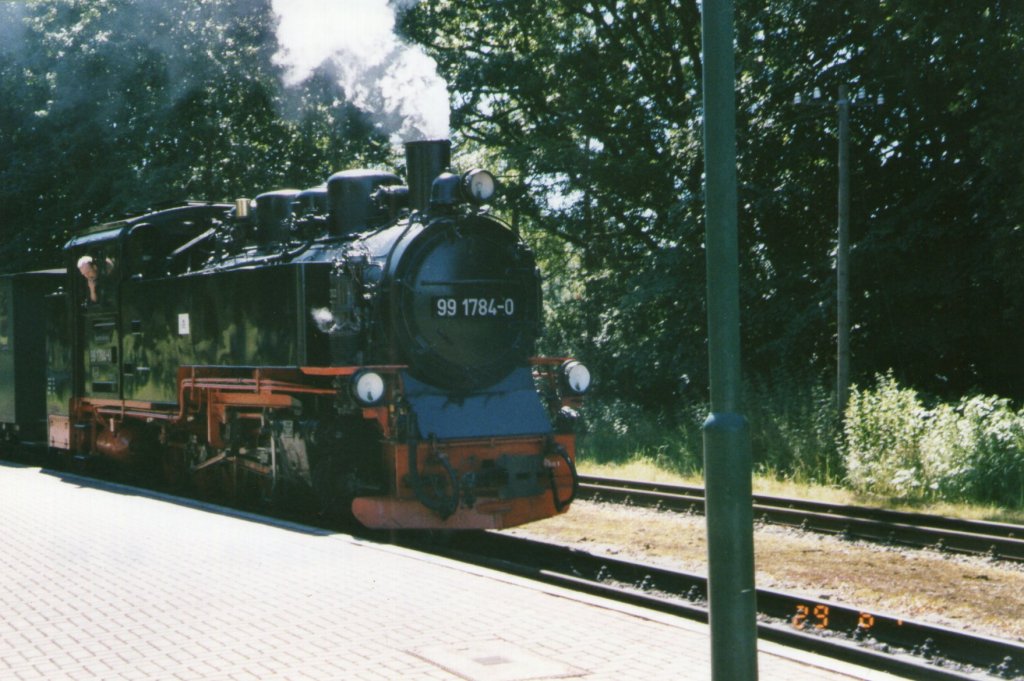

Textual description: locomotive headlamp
[560,360,592,395]
[352,370,386,406]
[461,169,497,203]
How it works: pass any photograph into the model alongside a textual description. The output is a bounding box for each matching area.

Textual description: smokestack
[405,139,451,212]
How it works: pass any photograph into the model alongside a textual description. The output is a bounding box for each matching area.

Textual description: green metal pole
[836,84,851,415]
[700,0,758,679]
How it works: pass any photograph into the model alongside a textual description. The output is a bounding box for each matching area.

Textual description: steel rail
[579,475,1024,563]
[414,532,1023,680]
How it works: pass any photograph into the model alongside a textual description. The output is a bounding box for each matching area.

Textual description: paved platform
[0,462,901,680]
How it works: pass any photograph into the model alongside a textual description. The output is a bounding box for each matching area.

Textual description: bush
[844,374,1024,507]
[579,371,843,484]
[844,372,930,498]
[924,396,1024,506]
[745,372,843,484]
[578,398,705,475]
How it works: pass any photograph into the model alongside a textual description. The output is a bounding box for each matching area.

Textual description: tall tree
[401,0,709,410]
[401,0,1024,404]
[0,0,391,268]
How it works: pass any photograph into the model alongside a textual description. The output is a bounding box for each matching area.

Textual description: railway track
[579,475,1024,563]
[417,531,1024,680]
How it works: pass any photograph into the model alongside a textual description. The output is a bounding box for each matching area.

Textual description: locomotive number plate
[433,296,516,318]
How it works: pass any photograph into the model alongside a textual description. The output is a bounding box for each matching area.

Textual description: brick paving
[0,462,899,680]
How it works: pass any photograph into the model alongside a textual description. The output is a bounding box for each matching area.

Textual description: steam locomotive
[0,140,589,530]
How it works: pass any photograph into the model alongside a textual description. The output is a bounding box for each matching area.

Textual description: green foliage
[400,0,708,409]
[844,374,1024,507]
[400,0,1024,406]
[579,398,705,476]
[844,372,930,497]
[0,0,392,271]
[745,372,843,484]
[921,397,1024,507]
[579,370,842,485]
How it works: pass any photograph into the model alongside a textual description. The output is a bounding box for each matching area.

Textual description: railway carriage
[0,270,64,445]
[0,139,589,530]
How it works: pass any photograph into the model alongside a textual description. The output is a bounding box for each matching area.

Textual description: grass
[577,458,1024,525]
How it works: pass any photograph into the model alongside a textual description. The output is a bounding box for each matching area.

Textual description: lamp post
[702,0,758,678]
[793,83,882,415]
[836,83,851,415]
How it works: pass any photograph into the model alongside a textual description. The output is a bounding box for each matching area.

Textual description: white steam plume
[271,0,450,143]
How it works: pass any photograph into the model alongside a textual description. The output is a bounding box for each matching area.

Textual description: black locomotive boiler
[0,140,590,529]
